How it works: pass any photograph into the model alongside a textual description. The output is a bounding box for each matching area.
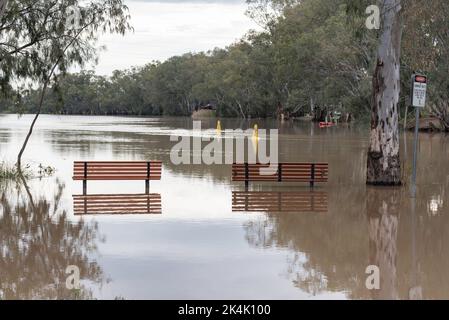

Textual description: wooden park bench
[73,161,162,195]
[73,193,162,215]
[232,163,328,188]
[232,191,328,213]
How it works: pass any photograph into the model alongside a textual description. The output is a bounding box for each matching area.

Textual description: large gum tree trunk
[367,0,403,186]
[0,0,8,19]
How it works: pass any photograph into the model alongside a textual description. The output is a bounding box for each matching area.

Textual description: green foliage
[0,0,131,94]
[0,162,55,181]
[0,162,31,180]
[10,0,374,119]
[2,0,448,123]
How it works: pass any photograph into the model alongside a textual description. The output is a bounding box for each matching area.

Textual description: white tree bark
[0,0,8,19]
[367,0,403,185]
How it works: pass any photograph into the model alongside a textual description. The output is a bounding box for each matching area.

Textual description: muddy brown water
[0,114,448,299]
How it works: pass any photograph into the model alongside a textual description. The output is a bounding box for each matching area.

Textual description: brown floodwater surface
[0,114,449,299]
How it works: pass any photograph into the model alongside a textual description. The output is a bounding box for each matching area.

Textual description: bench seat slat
[73,177,161,181]
[73,193,158,198]
[74,171,161,175]
[74,208,162,214]
[232,162,328,185]
[74,203,161,209]
[74,161,162,164]
[231,163,329,168]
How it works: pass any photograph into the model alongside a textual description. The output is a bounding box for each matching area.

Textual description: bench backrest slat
[73,161,162,181]
[232,163,328,183]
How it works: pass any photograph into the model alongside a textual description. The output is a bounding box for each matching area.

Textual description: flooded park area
[1,114,449,300]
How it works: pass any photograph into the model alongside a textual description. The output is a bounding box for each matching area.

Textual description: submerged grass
[0,162,32,181]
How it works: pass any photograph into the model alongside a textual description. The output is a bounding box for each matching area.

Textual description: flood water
[1,114,449,300]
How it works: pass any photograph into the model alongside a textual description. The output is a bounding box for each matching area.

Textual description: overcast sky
[92,0,260,75]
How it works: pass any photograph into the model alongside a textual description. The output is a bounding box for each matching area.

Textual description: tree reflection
[243,186,369,298]
[366,187,401,300]
[0,178,105,299]
[242,184,449,299]
[242,186,404,299]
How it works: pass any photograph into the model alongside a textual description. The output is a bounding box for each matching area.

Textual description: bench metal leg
[146,162,151,194]
[310,164,316,189]
[244,162,249,191]
[145,180,150,194]
[83,162,88,195]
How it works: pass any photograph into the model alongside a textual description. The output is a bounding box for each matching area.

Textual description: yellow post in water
[251,124,259,159]
[216,120,222,135]
[253,124,259,139]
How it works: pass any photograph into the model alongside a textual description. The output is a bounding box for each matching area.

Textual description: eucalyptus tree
[0,0,6,19]
[402,0,449,130]
[245,0,300,30]
[365,0,403,185]
[345,0,403,185]
[0,0,131,169]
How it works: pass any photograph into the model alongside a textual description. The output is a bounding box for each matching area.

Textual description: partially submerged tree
[366,0,403,186]
[0,0,131,169]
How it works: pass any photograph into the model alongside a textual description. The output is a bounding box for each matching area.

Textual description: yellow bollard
[251,124,259,158]
[216,120,222,135]
[253,124,259,139]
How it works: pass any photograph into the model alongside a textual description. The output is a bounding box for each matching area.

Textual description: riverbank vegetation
[0,162,55,182]
[0,162,23,180]
[0,0,132,169]
[1,0,447,125]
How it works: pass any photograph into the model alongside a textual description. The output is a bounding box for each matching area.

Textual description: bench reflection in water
[73,193,162,215]
[232,191,328,213]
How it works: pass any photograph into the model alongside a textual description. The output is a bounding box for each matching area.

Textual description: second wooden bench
[232,162,328,188]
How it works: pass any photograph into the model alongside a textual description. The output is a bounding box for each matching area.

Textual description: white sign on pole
[411,75,427,108]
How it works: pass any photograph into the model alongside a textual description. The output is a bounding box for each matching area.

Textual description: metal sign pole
[411,106,419,198]
[410,74,427,198]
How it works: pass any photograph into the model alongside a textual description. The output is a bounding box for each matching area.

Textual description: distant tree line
[1,0,448,124]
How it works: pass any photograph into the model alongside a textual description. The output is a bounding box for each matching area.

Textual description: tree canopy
[0,0,131,94]
[1,0,448,127]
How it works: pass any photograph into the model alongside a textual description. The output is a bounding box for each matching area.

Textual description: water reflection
[243,186,369,298]
[1,115,449,299]
[366,187,400,300]
[232,191,328,213]
[243,182,449,299]
[73,193,162,215]
[0,179,105,299]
